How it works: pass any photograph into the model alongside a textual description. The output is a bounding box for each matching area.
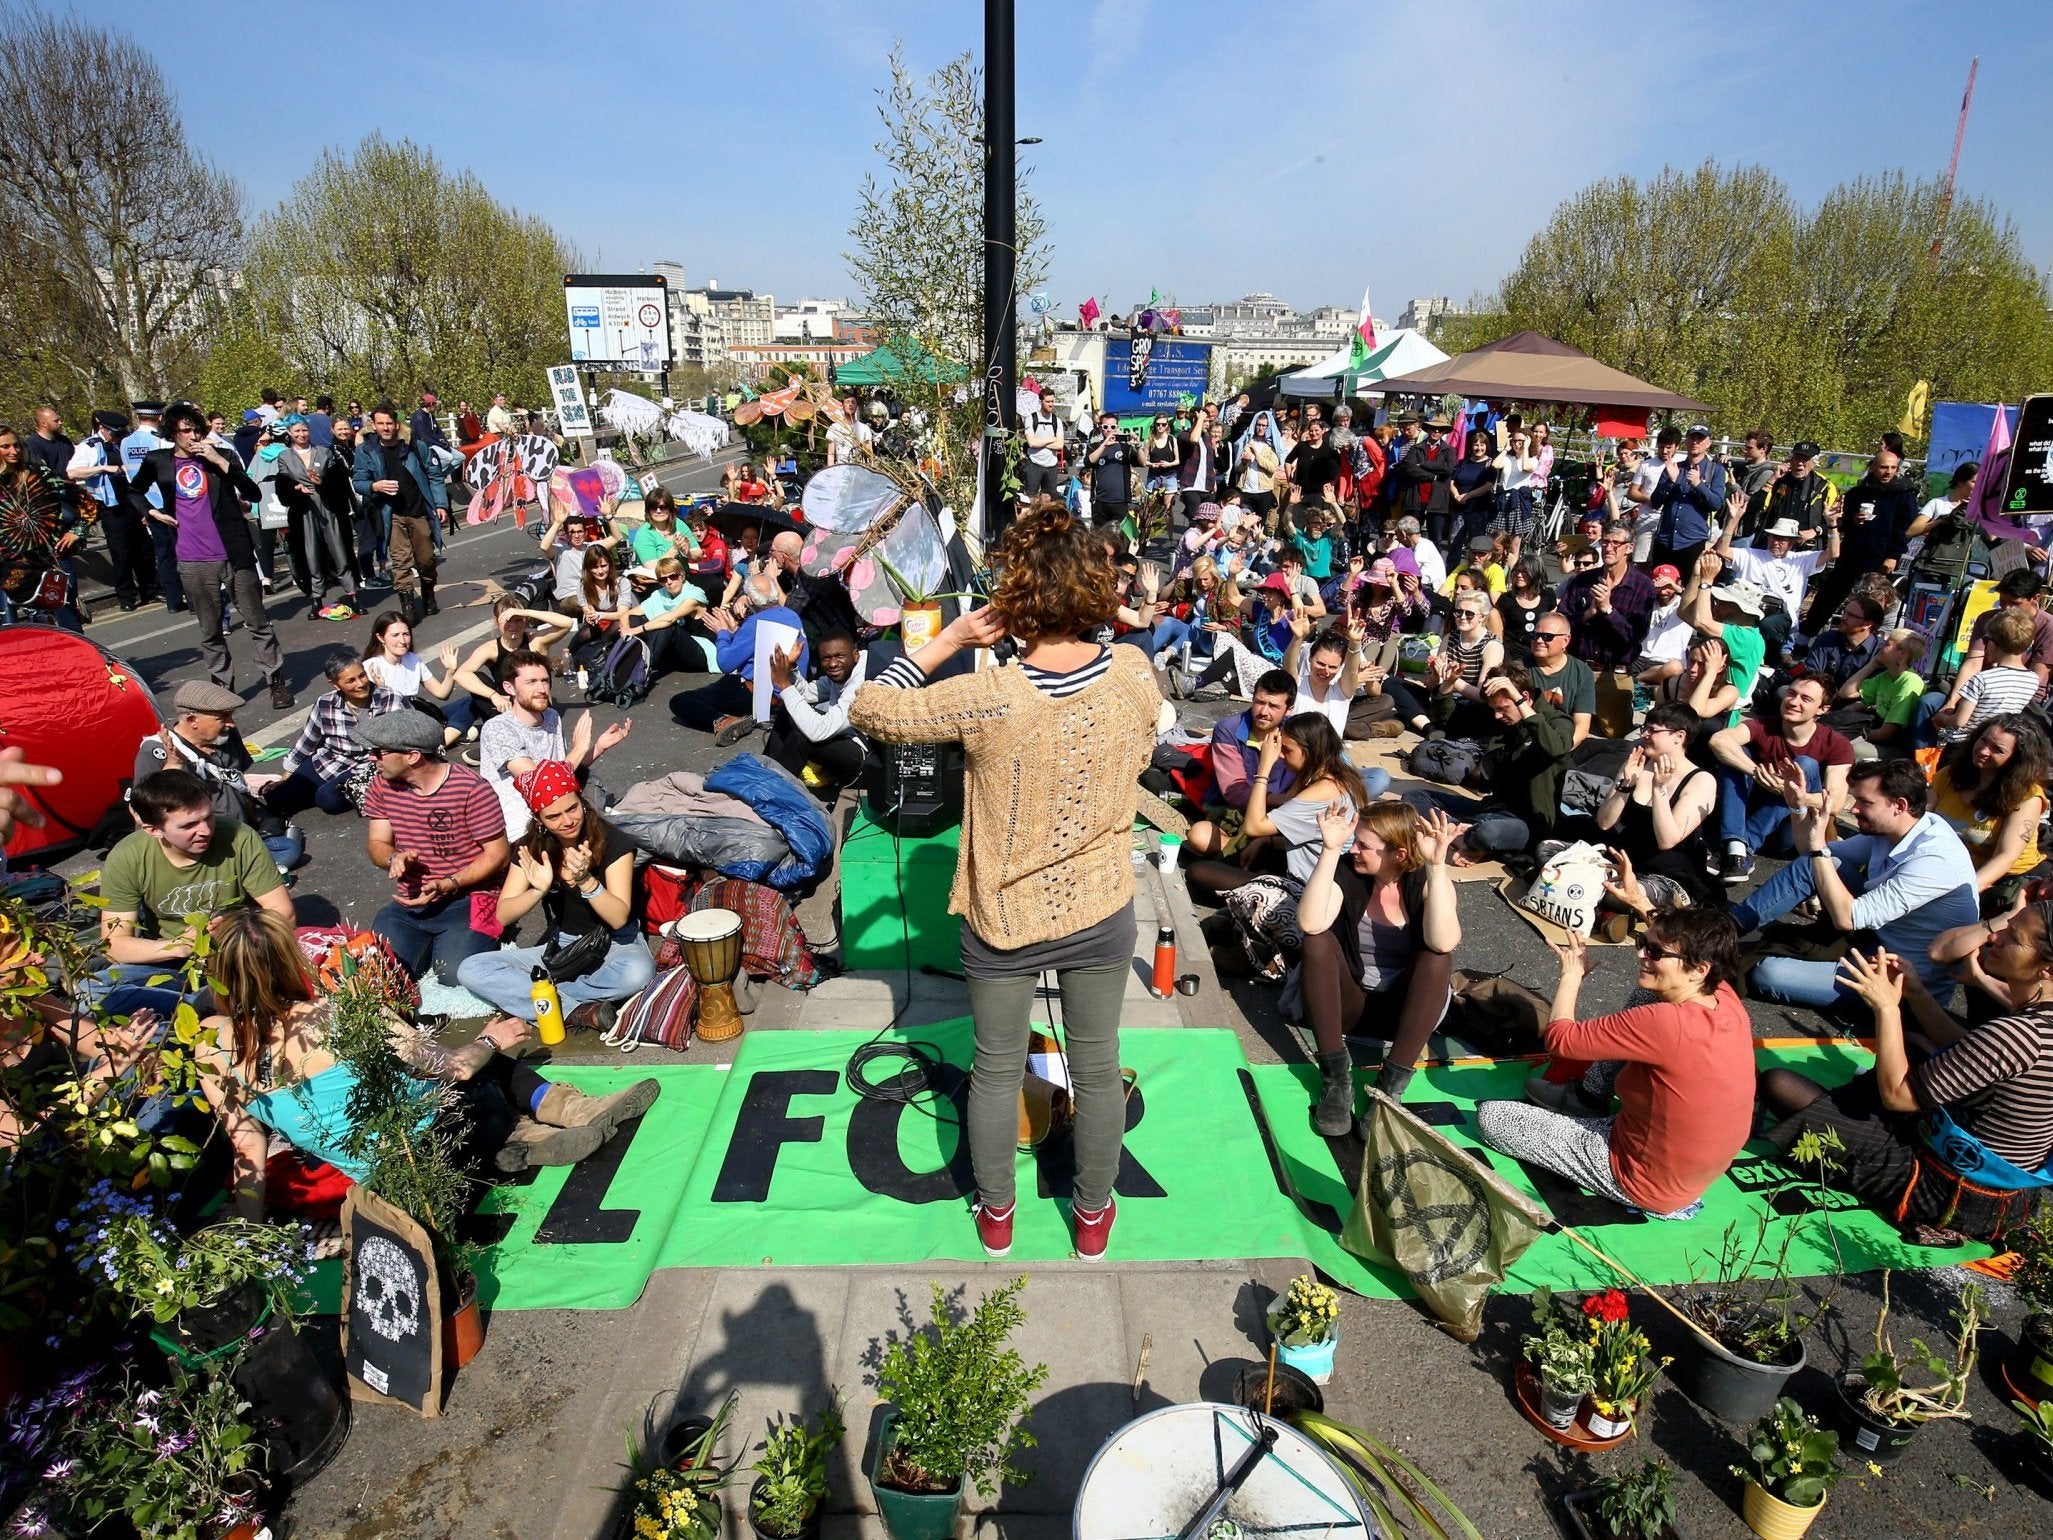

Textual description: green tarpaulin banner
[300,1029,1985,1315]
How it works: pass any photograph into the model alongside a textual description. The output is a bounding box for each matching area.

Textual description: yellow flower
[1866,1461,1883,1476]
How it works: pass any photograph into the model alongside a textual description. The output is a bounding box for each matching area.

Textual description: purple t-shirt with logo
[171,457,227,562]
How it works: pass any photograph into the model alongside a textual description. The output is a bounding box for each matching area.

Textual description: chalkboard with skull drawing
[341,1186,444,1416]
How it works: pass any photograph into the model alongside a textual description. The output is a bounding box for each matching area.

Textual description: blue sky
[124,0,2051,320]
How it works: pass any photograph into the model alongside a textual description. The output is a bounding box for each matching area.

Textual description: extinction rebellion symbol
[1370,1146,1492,1285]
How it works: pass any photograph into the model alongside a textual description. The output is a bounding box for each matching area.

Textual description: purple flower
[40,1459,76,1482]
[130,1412,160,1436]
[10,1503,52,1537]
[156,1431,194,1457]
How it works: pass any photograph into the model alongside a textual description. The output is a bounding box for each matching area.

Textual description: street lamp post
[981,0,1016,544]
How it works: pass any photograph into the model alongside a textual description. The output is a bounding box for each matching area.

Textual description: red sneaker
[973,1198,1015,1258]
[1072,1197,1116,1262]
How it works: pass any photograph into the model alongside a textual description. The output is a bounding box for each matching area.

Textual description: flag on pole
[1078,296,1100,330]
[1345,284,1378,377]
[1970,403,2031,542]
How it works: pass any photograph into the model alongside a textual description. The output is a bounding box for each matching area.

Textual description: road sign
[563,273,672,369]
[548,365,592,435]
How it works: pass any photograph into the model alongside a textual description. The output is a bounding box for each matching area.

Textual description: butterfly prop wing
[800,463,905,533]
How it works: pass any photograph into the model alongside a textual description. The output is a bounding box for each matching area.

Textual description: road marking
[245,613,505,750]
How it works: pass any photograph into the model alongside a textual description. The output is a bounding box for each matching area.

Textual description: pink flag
[1078,296,1101,330]
[1356,284,1376,351]
[1971,403,2031,542]
[1448,406,1469,462]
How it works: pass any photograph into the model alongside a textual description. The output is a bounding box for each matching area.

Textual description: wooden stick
[1263,1342,1278,1416]
[1555,1224,1722,1349]
[1131,1332,1152,1410]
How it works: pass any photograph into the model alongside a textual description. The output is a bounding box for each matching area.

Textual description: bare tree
[0,5,242,411]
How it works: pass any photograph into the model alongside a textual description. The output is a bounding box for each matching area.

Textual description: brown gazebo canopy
[1369,330,1711,414]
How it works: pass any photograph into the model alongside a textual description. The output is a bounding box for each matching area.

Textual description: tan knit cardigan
[847,646,1162,949]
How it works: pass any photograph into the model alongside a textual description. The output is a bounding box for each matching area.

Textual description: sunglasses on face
[1637,939,1685,962]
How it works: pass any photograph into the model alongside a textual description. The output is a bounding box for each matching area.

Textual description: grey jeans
[178,560,281,685]
[966,959,1128,1211]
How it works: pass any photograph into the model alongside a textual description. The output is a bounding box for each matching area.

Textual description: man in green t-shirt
[1685,555,1766,728]
[91,768,295,1013]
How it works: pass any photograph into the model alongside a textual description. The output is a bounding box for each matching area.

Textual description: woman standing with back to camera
[850,498,1161,1261]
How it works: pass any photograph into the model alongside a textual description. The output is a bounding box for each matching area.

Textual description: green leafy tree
[1466,158,2053,450]
[845,47,1051,520]
[0,4,242,419]
[241,134,578,409]
[845,47,1049,375]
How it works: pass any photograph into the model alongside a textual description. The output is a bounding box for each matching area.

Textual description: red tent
[0,626,163,863]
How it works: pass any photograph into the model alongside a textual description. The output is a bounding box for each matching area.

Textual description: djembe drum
[670,909,744,1042]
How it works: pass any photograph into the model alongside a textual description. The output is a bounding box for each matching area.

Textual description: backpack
[1404,736,1486,787]
[584,633,652,707]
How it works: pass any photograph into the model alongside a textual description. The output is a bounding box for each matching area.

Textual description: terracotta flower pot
[1741,1482,1824,1540]
[442,1271,484,1370]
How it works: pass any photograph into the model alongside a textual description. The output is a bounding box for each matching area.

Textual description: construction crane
[1929,56,1979,264]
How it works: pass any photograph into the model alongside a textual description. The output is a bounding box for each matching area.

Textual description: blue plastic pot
[1270,1314,1338,1385]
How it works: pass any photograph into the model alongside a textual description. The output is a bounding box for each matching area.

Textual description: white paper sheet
[751,620,802,722]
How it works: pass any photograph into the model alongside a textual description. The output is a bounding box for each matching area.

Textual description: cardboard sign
[341,1186,444,1417]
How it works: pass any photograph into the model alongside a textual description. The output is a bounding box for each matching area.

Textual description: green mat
[1246,1044,1991,1298]
[837,809,961,973]
[300,1029,1987,1315]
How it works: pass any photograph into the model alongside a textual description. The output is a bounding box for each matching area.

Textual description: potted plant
[1561,1457,1680,1540]
[2006,1214,2053,1404]
[37,1360,267,1540]
[1732,1397,1842,1540]
[1834,1274,1982,1467]
[320,963,486,1369]
[1585,1291,1668,1440]
[1671,1132,1844,1423]
[1521,1287,1595,1431]
[867,1275,1048,1540]
[67,1185,348,1488]
[619,1394,739,1539]
[748,1396,844,1540]
[2013,1396,2053,1497]
[1267,1275,1340,1385]
[622,1466,723,1540]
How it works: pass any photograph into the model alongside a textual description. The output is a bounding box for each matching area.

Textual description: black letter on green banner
[848,1063,973,1202]
[713,1071,839,1202]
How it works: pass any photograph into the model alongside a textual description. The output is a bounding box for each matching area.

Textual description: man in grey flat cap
[134,680,304,873]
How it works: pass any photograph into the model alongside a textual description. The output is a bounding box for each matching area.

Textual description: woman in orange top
[1474,910,1755,1218]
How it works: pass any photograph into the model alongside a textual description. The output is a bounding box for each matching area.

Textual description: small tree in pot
[1837,1273,1982,1466]
[868,1275,1047,1539]
[1671,1131,1844,1423]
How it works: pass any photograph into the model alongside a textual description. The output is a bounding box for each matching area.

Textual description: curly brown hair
[988,496,1119,643]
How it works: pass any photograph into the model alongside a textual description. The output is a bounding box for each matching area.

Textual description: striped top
[362,764,506,882]
[1445,632,1492,688]
[873,645,1114,700]
[1912,1003,2053,1168]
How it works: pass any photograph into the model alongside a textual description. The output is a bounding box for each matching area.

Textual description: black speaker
[864,740,965,836]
